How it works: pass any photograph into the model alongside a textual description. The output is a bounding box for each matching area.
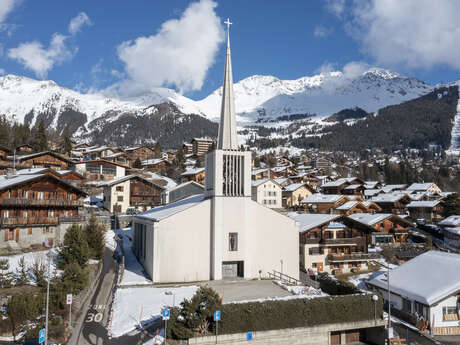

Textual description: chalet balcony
[0,216,58,226]
[305,237,364,246]
[0,198,83,207]
[327,253,380,263]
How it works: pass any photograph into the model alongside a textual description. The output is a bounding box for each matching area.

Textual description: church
[132,20,299,283]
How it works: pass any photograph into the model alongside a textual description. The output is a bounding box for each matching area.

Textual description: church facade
[132,21,299,283]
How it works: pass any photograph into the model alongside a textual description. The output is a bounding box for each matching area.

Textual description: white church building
[132,20,299,283]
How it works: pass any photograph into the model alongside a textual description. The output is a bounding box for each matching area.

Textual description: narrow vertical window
[229,233,238,251]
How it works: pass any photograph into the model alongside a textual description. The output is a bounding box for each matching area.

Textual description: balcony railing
[327,253,380,262]
[305,237,364,245]
[0,216,58,225]
[0,198,83,207]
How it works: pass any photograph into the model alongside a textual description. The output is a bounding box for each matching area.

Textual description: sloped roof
[321,178,349,188]
[301,194,345,204]
[283,183,306,192]
[439,215,460,227]
[370,192,408,203]
[347,213,393,226]
[335,201,359,210]
[181,167,205,176]
[407,183,437,191]
[136,194,206,222]
[287,212,341,233]
[368,251,460,305]
[407,200,440,208]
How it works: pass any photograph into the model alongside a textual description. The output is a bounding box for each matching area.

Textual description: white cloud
[0,68,5,76]
[325,0,346,17]
[316,61,370,92]
[8,33,75,78]
[314,25,333,38]
[112,0,224,96]
[68,12,92,35]
[347,0,460,70]
[0,0,21,24]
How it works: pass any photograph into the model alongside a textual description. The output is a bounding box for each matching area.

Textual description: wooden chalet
[130,175,165,210]
[344,213,413,246]
[180,167,205,185]
[73,159,127,182]
[282,183,315,208]
[142,158,170,175]
[369,193,412,215]
[16,144,34,153]
[124,146,156,162]
[407,200,443,222]
[293,214,378,275]
[0,173,86,249]
[333,201,382,216]
[300,194,349,214]
[321,177,364,195]
[182,143,193,155]
[9,151,72,171]
[251,168,271,180]
[104,151,131,166]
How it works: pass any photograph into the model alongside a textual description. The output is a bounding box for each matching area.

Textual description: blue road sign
[246,332,253,341]
[39,328,46,343]
[214,310,221,321]
[161,309,170,320]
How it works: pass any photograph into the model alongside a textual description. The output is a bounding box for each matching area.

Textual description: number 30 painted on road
[86,312,103,323]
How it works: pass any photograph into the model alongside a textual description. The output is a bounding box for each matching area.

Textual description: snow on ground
[105,227,152,285]
[0,249,59,283]
[347,270,386,290]
[273,280,325,296]
[110,285,198,338]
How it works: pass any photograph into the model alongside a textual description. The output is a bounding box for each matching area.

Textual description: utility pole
[45,245,52,345]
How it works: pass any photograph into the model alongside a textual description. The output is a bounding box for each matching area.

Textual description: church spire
[217,18,238,150]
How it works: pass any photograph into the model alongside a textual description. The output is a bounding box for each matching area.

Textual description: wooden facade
[14,151,71,170]
[191,138,214,156]
[0,174,85,246]
[130,176,165,210]
[125,146,156,162]
[181,169,205,185]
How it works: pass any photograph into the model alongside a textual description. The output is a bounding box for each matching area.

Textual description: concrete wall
[153,199,211,283]
[430,295,459,329]
[104,180,130,213]
[165,182,204,204]
[189,320,385,345]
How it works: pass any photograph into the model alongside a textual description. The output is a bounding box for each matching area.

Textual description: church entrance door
[222,261,244,278]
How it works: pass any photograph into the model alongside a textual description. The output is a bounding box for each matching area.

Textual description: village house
[124,145,156,162]
[369,192,412,215]
[406,182,442,195]
[344,213,412,246]
[182,143,193,155]
[282,183,315,208]
[382,184,408,193]
[191,137,214,156]
[271,165,296,178]
[0,173,86,249]
[251,168,271,180]
[7,151,72,171]
[104,151,131,166]
[364,189,384,199]
[251,179,282,208]
[81,146,118,160]
[438,215,460,251]
[180,167,205,185]
[15,144,34,154]
[141,158,170,175]
[407,200,443,222]
[73,159,126,182]
[102,175,165,213]
[368,251,460,336]
[300,194,349,214]
[292,213,378,275]
[333,201,382,216]
[321,177,363,194]
[161,181,204,205]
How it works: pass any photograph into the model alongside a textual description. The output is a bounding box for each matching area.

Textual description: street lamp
[372,260,392,344]
[372,294,379,325]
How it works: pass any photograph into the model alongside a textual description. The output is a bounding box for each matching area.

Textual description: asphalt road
[67,248,161,345]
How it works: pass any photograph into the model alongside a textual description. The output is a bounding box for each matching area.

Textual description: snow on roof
[347,213,393,226]
[144,172,177,190]
[407,200,440,208]
[438,215,460,227]
[251,178,281,188]
[445,227,460,236]
[16,167,51,175]
[252,168,268,176]
[335,201,358,210]
[301,194,345,204]
[137,194,205,222]
[344,184,362,190]
[0,173,44,190]
[327,222,347,229]
[180,167,205,176]
[370,192,408,203]
[382,184,407,193]
[321,178,349,187]
[164,180,204,193]
[287,212,341,232]
[192,137,214,142]
[407,183,436,191]
[368,251,460,305]
[142,158,165,166]
[283,183,305,192]
[272,166,287,173]
[364,189,382,197]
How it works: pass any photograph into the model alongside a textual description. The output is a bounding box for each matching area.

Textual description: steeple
[217,18,238,150]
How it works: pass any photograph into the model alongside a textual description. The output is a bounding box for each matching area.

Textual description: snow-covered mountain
[197,68,433,123]
[0,68,444,146]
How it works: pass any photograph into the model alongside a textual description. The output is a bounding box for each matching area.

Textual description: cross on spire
[224,18,232,32]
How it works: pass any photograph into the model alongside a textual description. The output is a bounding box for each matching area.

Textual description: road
[393,322,444,345]
[68,247,161,345]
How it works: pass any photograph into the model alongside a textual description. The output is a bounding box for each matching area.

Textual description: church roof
[136,194,206,222]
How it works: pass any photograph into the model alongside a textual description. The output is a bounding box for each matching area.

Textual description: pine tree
[154,142,162,158]
[0,258,11,288]
[60,126,73,154]
[34,120,48,152]
[61,262,89,295]
[58,224,90,268]
[15,257,29,285]
[84,214,106,260]
[31,257,47,287]
[133,158,142,169]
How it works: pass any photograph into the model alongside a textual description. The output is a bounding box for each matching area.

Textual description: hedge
[217,294,383,335]
[317,274,360,295]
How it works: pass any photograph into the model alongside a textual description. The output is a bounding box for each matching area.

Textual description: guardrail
[268,269,320,289]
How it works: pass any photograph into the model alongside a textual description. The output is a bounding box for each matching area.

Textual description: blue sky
[1,0,460,100]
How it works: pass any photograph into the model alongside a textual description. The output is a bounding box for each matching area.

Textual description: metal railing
[0,216,58,225]
[327,253,380,262]
[268,269,320,289]
[0,198,83,207]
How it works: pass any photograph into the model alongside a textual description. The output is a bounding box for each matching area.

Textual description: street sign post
[66,294,72,329]
[39,328,46,343]
[214,310,221,344]
[162,309,170,345]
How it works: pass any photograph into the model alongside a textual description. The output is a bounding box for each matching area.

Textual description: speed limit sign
[66,294,72,305]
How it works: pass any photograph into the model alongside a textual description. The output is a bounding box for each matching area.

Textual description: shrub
[317,274,360,295]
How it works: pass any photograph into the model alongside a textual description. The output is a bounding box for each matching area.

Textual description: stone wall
[188,320,386,345]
